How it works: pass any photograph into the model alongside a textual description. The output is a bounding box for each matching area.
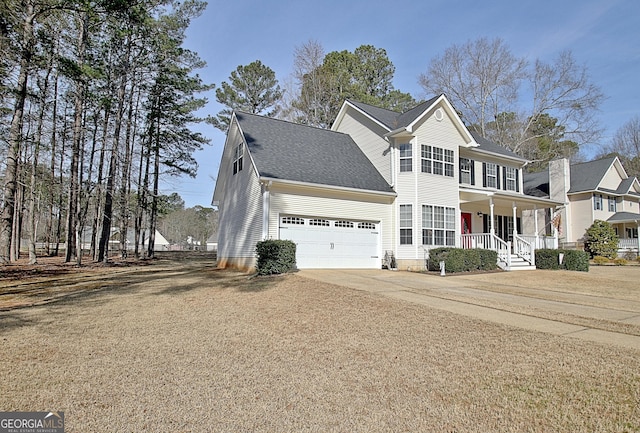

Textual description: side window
[399,143,412,172]
[593,194,603,211]
[233,143,244,175]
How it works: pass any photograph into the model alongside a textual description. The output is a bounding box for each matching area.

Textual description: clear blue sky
[166,0,639,208]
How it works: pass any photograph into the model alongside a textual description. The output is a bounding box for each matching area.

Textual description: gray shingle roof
[348,97,526,161]
[235,111,395,194]
[523,156,640,198]
[523,169,550,197]
[568,157,616,193]
[468,132,528,161]
[347,96,440,130]
[607,212,640,223]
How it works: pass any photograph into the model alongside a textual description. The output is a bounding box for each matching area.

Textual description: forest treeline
[0,0,211,264]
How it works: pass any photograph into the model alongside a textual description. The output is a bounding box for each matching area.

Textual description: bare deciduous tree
[419,38,604,163]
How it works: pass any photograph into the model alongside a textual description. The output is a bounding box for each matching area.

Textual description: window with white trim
[421,145,453,177]
[608,196,617,212]
[593,194,603,211]
[309,219,330,226]
[422,205,455,246]
[358,222,376,230]
[233,142,244,175]
[504,166,517,191]
[459,158,473,185]
[335,220,354,228]
[399,143,412,172]
[484,163,498,188]
[400,205,412,245]
[281,217,304,225]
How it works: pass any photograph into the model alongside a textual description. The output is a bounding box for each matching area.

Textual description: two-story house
[212,94,561,271]
[524,157,640,252]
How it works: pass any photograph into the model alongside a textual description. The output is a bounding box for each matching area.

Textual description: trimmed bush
[428,248,496,273]
[478,249,498,271]
[255,240,297,275]
[535,249,561,270]
[584,220,619,259]
[535,249,589,272]
[563,249,589,272]
[613,257,628,266]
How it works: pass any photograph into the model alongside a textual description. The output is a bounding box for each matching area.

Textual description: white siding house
[214,95,562,271]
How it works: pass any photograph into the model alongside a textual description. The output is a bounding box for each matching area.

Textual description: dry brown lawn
[0,253,639,432]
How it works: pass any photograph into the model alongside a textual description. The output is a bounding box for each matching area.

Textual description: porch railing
[514,234,535,267]
[618,238,640,250]
[519,235,558,250]
[460,233,511,269]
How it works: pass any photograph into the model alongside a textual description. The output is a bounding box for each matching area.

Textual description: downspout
[261,181,271,240]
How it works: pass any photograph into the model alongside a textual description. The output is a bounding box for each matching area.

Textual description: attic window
[233,143,244,175]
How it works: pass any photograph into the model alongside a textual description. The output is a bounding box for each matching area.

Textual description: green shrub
[584,220,619,258]
[563,250,589,272]
[478,249,498,271]
[428,248,496,273]
[255,240,297,275]
[593,256,609,265]
[535,249,589,272]
[535,249,561,270]
[613,257,628,266]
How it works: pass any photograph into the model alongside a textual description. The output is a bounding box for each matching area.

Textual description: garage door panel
[279,216,379,269]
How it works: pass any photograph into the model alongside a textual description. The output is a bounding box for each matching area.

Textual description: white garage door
[279,216,380,269]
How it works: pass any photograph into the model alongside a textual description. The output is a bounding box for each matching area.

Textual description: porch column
[512,202,518,237]
[534,205,539,248]
[489,198,495,235]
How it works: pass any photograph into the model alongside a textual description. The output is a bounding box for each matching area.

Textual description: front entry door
[461,212,472,234]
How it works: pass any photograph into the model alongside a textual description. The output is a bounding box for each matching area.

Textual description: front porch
[459,188,563,271]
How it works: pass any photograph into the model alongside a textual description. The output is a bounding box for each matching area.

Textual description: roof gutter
[259,177,397,198]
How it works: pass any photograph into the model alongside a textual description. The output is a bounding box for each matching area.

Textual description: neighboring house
[524,157,640,252]
[206,233,218,252]
[213,94,562,271]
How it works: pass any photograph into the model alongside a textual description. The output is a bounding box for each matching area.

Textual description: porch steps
[507,255,536,271]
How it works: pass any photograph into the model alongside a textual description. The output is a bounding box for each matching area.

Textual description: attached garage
[279,215,381,269]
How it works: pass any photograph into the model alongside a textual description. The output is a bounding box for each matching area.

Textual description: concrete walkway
[298,269,640,351]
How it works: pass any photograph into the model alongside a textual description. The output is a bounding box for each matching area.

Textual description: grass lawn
[1,253,639,432]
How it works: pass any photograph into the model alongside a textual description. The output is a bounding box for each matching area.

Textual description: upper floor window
[483,163,498,188]
[233,143,244,175]
[421,145,454,177]
[504,166,518,192]
[400,204,413,245]
[399,143,412,172]
[459,158,474,185]
[608,196,617,212]
[593,194,603,211]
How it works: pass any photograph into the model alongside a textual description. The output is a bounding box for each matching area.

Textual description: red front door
[461,212,472,234]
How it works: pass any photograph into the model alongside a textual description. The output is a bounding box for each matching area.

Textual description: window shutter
[482,163,487,187]
[500,166,505,190]
[515,169,520,192]
[496,165,501,190]
[471,160,475,185]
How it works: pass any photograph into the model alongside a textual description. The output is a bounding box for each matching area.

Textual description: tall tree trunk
[0,3,35,264]
[98,75,126,262]
[45,71,60,256]
[147,116,161,259]
[65,10,88,263]
[28,57,53,264]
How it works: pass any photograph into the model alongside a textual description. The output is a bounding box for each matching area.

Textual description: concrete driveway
[298,269,640,351]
